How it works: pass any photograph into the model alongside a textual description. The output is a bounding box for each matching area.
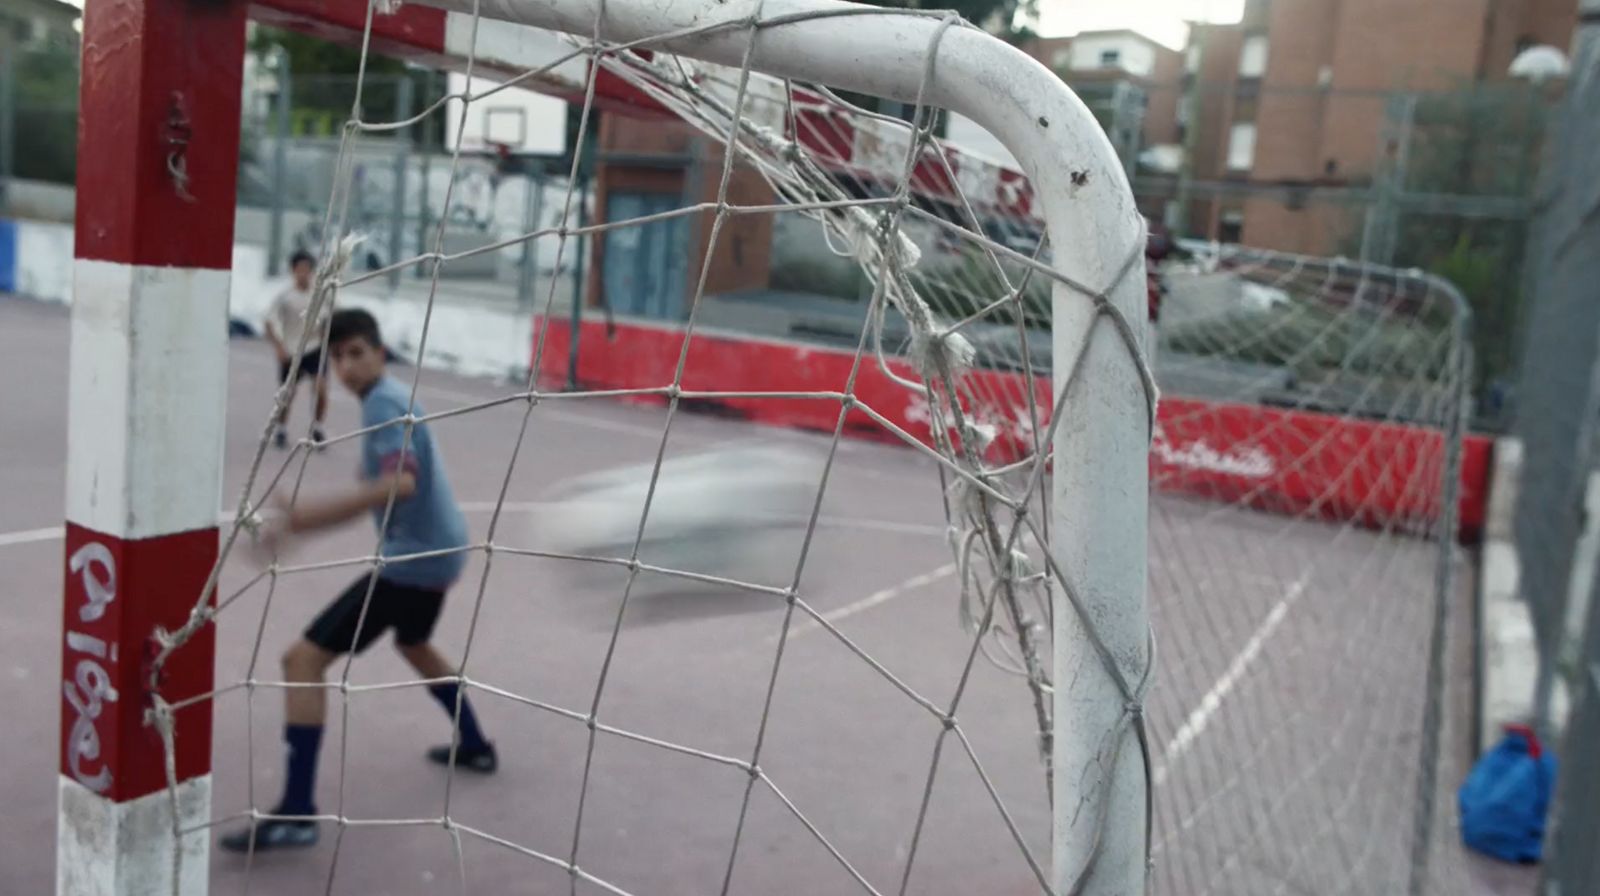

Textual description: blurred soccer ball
[538,444,819,592]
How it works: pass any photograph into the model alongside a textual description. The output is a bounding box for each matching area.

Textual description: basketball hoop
[491,141,520,179]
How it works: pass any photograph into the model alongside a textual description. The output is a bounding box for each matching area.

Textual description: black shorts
[305,576,447,655]
[278,349,325,385]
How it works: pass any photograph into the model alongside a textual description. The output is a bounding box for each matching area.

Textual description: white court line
[415,382,877,457]
[458,501,946,539]
[1153,572,1310,786]
[0,526,64,548]
[417,382,676,440]
[0,505,943,551]
[779,562,958,642]
[0,514,243,550]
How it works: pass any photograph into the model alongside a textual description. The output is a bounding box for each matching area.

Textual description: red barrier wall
[534,317,1492,540]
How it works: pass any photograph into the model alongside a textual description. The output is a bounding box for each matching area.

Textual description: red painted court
[0,298,1508,894]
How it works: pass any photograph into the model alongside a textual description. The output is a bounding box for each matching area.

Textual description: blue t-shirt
[361,376,469,588]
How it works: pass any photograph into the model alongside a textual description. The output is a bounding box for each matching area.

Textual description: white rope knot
[908,329,975,380]
[320,233,366,287]
[960,418,998,453]
[146,696,176,733]
[239,509,265,538]
[843,207,921,272]
[1007,549,1032,580]
[947,476,985,523]
[944,525,964,558]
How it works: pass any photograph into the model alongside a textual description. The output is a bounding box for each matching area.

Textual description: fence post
[416,152,432,280]
[1361,92,1415,266]
[1172,20,1204,237]
[1513,10,1600,739]
[517,169,542,311]
[266,46,291,276]
[565,170,588,391]
[388,75,414,292]
[1535,27,1600,894]
[1408,291,1472,896]
[0,49,13,212]
[1543,552,1600,893]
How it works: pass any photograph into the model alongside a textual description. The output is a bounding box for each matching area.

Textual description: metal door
[602,191,689,320]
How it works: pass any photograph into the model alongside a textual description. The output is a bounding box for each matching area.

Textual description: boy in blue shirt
[222,309,495,853]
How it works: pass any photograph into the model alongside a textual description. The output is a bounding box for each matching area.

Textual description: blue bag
[1458,724,1558,863]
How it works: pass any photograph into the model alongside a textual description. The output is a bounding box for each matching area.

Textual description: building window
[1186,44,1201,73]
[1052,49,1072,70]
[1219,210,1244,244]
[1239,33,1270,78]
[1099,48,1121,68]
[1227,122,1256,172]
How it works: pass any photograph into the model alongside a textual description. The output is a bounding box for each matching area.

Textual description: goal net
[141,1,1152,895]
[120,1,1473,894]
[1144,245,1478,895]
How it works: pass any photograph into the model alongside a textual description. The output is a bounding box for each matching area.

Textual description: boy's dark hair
[327,308,383,350]
[289,249,316,269]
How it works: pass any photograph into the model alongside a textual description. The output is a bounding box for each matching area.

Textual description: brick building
[1183,0,1577,253]
[1025,29,1185,151]
[585,0,1583,317]
[584,28,1188,322]
[585,113,775,319]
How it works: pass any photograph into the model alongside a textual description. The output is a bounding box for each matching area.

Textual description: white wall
[1,179,76,223]
[15,221,73,303]
[944,114,1020,168]
[7,219,535,384]
[445,72,568,156]
[1068,35,1158,78]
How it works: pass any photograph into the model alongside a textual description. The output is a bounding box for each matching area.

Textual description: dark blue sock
[278,724,323,817]
[429,683,491,753]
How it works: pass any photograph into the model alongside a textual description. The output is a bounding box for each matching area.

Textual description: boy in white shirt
[265,250,331,447]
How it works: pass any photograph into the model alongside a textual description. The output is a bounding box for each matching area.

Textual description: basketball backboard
[445,70,569,156]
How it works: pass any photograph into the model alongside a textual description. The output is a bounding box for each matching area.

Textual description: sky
[1035,0,1246,49]
[56,0,1244,52]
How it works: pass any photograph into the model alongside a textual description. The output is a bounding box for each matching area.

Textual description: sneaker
[272,427,288,450]
[427,743,498,774]
[310,426,327,448]
[219,817,319,853]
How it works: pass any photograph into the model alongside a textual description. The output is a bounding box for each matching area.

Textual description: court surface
[0,298,1508,894]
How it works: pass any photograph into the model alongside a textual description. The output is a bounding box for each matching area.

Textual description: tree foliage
[249,27,445,146]
[9,42,80,183]
[1390,82,1551,395]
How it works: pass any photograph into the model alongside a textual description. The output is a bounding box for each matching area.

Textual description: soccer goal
[1143,245,1479,896]
[58,1,1150,895]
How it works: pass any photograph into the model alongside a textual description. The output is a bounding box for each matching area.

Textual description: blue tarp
[1460,724,1557,864]
[0,219,17,294]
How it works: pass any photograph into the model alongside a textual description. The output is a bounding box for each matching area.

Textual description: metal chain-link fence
[1518,14,1600,895]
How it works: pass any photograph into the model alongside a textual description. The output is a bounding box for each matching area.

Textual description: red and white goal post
[57,0,1149,893]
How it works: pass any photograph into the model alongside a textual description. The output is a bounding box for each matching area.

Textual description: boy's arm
[263,298,288,360]
[281,471,416,534]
